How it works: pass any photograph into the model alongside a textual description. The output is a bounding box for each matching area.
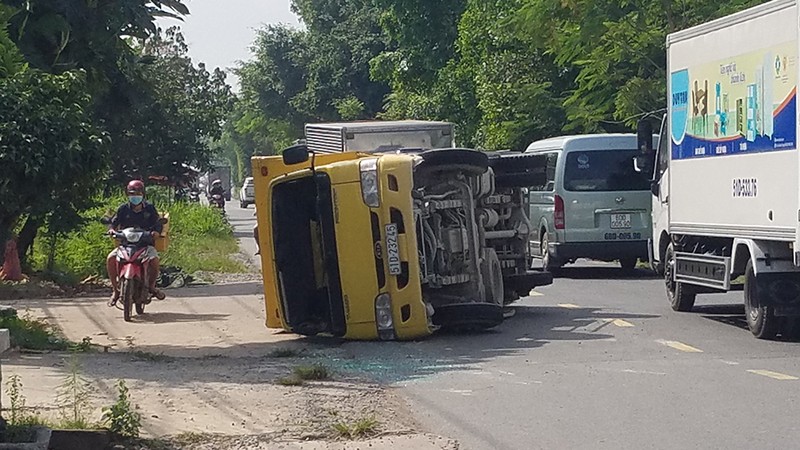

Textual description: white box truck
[304,120,455,154]
[636,0,800,339]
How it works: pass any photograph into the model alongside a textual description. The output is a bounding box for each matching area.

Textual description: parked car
[526,134,656,272]
[239,177,255,208]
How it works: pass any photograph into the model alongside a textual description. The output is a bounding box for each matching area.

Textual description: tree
[107,27,234,183]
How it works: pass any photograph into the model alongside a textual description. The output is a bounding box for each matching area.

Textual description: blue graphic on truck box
[671,41,796,159]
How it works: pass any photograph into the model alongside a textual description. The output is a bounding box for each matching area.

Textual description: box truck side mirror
[650,179,659,197]
[634,119,655,174]
[282,144,310,165]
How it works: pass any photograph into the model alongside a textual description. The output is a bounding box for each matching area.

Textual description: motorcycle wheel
[121,279,133,322]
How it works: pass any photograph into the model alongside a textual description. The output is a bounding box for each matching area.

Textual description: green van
[526,134,656,272]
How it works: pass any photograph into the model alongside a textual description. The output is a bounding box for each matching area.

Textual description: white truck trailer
[637,0,800,339]
[304,120,455,154]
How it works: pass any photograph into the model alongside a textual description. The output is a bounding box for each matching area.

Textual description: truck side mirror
[637,120,653,153]
[282,144,310,165]
[650,179,659,197]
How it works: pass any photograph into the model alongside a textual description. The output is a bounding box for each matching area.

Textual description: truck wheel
[417,149,489,176]
[664,243,695,312]
[541,232,560,274]
[481,249,504,306]
[620,257,638,272]
[744,261,781,340]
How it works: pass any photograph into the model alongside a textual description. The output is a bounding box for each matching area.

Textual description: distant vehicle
[526,134,656,272]
[239,177,255,208]
[304,120,455,154]
[205,165,232,201]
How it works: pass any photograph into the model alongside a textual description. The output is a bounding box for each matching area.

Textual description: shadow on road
[318,305,661,384]
[132,311,230,324]
[166,281,262,298]
[551,267,660,281]
[696,303,749,332]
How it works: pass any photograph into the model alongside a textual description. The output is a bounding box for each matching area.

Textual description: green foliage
[293,364,331,381]
[0,68,109,239]
[0,310,69,351]
[102,380,142,438]
[56,356,93,429]
[331,417,379,439]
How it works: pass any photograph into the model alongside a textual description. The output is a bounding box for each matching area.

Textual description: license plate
[610,213,631,229]
[385,224,402,275]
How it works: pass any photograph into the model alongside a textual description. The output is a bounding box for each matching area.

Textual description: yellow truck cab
[253,145,552,340]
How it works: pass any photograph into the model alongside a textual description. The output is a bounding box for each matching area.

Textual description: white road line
[609,319,634,328]
[747,370,799,381]
[656,339,703,353]
[557,303,581,309]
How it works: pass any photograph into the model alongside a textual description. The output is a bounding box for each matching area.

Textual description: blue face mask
[128,195,144,206]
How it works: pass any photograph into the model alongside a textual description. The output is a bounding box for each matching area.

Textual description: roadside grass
[0,310,69,351]
[293,364,331,381]
[30,192,245,284]
[331,417,379,439]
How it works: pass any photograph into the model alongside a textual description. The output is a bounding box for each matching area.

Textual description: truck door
[652,116,670,264]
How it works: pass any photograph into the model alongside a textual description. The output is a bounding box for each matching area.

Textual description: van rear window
[563,150,650,192]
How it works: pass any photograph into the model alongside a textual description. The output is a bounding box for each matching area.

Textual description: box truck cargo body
[639,0,800,339]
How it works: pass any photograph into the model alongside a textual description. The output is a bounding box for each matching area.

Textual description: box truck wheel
[744,261,781,340]
[481,249,504,306]
[665,243,695,312]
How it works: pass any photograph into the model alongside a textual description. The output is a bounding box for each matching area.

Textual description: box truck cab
[526,134,655,272]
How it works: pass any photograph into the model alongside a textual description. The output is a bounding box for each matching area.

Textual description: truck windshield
[563,150,650,192]
[271,174,346,336]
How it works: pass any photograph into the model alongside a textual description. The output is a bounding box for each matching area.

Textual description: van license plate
[610,214,631,229]
[385,224,402,275]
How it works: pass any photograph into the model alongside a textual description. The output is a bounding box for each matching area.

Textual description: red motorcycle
[105,224,160,321]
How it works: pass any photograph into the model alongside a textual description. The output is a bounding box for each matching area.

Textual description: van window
[529,152,558,192]
[564,150,650,192]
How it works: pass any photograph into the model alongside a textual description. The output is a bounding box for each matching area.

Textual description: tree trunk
[17,216,42,269]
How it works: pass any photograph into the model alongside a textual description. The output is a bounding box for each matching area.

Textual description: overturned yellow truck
[252,145,552,340]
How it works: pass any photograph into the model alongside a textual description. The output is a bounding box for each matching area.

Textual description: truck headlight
[374,293,395,340]
[360,158,380,207]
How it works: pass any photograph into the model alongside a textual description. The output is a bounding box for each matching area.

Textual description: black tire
[433,303,504,331]
[620,257,638,272]
[664,243,695,312]
[744,261,781,339]
[482,249,504,306]
[121,279,133,322]
[783,318,800,341]
[541,231,560,274]
[240,201,246,208]
[417,148,489,175]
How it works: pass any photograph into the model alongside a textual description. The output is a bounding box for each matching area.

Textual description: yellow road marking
[747,370,799,381]
[557,303,580,309]
[611,319,634,328]
[656,339,703,353]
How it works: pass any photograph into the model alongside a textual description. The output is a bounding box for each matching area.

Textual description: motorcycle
[102,219,164,321]
[210,193,226,210]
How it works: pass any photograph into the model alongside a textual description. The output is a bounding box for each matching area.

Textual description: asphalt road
[231,203,800,449]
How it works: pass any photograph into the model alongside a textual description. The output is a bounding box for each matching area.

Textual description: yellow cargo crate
[155,213,170,252]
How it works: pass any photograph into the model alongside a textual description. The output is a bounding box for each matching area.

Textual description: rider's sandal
[108,292,120,307]
[150,288,166,301]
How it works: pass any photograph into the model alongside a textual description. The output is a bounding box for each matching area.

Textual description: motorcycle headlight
[359,158,380,208]
[122,229,143,243]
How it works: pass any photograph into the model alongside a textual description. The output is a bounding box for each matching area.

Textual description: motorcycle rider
[106,180,166,306]
[209,179,225,198]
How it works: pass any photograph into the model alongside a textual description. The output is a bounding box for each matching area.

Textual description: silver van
[525,134,655,272]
